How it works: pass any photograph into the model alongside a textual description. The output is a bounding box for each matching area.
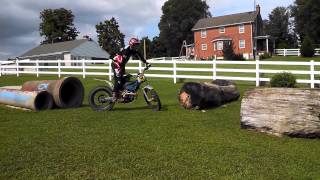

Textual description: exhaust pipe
[21,77,84,108]
[0,88,53,111]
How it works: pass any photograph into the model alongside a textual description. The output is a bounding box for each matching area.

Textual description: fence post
[36,59,39,78]
[311,60,315,88]
[82,59,86,79]
[58,59,61,78]
[139,61,142,73]
[256,59,260,87]
[173,58,177,84]
[298,49,301,56]
[284,49,286,56]
[109,60,112,81]
[0,62,2,77]
[213,59,216,80]
[16,59,19,77]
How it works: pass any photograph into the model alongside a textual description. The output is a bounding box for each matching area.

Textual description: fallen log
[241,88,320,138]
[178,80,240,110]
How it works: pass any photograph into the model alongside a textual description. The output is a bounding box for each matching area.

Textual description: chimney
[256,4,260,14]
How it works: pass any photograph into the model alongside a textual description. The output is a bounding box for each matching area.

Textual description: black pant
[112,63,124,93]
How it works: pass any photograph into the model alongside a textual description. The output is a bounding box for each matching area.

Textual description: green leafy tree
[96,17,125,58]
[264,7,296,48]
[223,41,235,60]
[300,36,314,57]
[136,36,168,59]
[291,0,320,44]
[39,8,79,44]
[150,36,167,58]
[222,41,244,61]
[136,37,152,59]
[159,0,211,57]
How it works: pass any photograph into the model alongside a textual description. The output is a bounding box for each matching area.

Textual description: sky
[0,0,294,60]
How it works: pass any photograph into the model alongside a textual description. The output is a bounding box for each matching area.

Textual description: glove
[145,62,151,69]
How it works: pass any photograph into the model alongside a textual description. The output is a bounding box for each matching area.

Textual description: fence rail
[0,59,319,88]
[275,48,320,56]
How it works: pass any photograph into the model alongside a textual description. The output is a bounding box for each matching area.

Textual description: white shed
[19,38,110,66]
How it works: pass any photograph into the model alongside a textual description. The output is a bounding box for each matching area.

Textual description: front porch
[254,35,276,56]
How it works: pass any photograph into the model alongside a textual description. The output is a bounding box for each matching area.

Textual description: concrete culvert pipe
[21,77,84,108]
[0,88,53,111]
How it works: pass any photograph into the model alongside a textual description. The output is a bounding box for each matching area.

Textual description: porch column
[266,38,269,53]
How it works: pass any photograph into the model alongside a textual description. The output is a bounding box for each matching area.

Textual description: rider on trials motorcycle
[112,38,151,101]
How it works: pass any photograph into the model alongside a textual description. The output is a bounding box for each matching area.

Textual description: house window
[239,40,245,49]
[239,24,245,33]
[219,27,225,33]
[217,41,223,50]
[201,30,207,38]
[201,44,207,51]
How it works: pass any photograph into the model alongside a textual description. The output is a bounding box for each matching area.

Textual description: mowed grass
[0,74,320,179]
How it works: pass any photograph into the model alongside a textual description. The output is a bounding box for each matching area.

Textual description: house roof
[20,39,89,58]
[192,11,258,31]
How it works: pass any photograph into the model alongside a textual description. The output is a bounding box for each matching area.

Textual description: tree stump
[241,88,320,138]
[178,80,240,110]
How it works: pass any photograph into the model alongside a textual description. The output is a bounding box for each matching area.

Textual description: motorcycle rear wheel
[88,86,114,111]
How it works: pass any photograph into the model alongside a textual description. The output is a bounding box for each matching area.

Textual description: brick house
[192,5,273,60]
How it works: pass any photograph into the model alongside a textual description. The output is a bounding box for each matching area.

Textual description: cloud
[0,0,294,59]
[0,0,166,59]
[209,0,294,18]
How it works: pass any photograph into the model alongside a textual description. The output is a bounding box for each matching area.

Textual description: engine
[122,90,137,103]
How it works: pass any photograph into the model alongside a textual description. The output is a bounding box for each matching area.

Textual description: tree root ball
[178,80,240,110]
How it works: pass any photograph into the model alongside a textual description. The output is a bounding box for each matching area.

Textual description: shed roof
[20,39,89,58]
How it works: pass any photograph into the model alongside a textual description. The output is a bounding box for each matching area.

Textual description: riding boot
[112,92,119,102]
[112,92,124,102]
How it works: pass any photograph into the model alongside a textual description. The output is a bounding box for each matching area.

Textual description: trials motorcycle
[88,66,161,111]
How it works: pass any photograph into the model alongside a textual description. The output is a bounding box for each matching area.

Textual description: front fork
[142,85,154,102]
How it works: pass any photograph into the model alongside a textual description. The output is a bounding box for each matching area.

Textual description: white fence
[275,48,320,56]
[0,59,319,88]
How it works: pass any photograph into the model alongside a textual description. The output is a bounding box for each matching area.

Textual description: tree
[223,41,236,60]
[291,0,320,44]
[39,8,79,44]
[264,7,295,48]
[150,36,167,58]
[96,17,125,58]
[223,41,244,61]
[300,36,314,57]
[158,0,211,57]
[136,37,152,59]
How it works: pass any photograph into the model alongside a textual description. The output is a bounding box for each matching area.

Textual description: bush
[300,36,315,57]
[223,41,235,60]
[259,52,272,60]
[223,41,245,61]
[270,72,297,88]
[232,53,245,61]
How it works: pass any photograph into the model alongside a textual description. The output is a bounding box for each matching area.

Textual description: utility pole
[143,39,147,60]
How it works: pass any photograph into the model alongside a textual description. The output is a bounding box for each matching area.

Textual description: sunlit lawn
[0,75,319,179]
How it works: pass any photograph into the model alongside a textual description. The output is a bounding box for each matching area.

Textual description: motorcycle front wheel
[143,89,161,111]
[88,86,114,111]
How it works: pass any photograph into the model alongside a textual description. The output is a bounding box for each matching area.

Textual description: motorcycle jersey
[113,46,146,74]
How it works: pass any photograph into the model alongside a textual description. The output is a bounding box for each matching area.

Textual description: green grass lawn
[0,75,320,179]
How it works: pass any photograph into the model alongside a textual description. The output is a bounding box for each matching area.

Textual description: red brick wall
[194,23,253,59]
